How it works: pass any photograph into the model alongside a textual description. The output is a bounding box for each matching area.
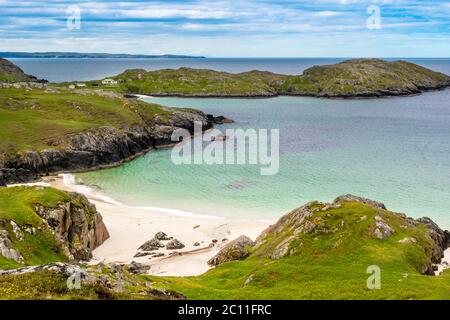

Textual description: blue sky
[0,0,449,57]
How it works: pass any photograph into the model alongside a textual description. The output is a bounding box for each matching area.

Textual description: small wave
[58,173,217,219]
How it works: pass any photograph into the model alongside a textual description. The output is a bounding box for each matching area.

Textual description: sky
[0,0,449,57]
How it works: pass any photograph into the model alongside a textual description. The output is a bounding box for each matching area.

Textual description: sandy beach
[12,175,272,277]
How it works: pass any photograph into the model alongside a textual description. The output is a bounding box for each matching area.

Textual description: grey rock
[33,192,110,261]
[0,230,24,263]
[134,251,153,258]
[10,221,24,241]
[334,194,387,210]
[166,239,185,250]
[208,235,254,266]
[154,231,170,241]
[373,215,395,239]
[139,238,164,251]
[127,261,151,275]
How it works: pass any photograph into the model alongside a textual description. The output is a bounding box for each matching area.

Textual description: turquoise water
[76,90,450,227]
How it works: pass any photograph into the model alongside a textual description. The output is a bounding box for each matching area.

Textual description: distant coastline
[0,52,206,59]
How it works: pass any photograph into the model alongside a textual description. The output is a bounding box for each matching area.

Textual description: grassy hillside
[279,59,450,97]
[112,68,285,96]
[0,87,171,154]
[147,199,450,299]
[0,186,74,269]
[92,59,450,98]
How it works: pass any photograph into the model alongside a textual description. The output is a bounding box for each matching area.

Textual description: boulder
[139,238,164,251]
[154,231,171,241]
[0,230,24,263]
[373,215,395,239]
[166,239,185,250]
[208,235,254,266]
[127,261,151,275]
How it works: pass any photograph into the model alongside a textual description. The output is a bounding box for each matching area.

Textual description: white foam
[58,173,217,219]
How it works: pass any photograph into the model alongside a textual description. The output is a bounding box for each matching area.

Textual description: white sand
[11,176,272,276]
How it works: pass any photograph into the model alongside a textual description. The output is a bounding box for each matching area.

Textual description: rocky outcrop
[0,230,24,263]
[416,217,450,274]
[33,192,109,261]
[138,238,164,251]
[253,194,450,275]
[166,239,185,250]
[0,58,41,83]
[334,194,387,210]
[373,215,395,239]
[208,235,254,266]
[0,108,217,185]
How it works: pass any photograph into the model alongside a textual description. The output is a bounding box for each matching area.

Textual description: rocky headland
[99,59,450,98]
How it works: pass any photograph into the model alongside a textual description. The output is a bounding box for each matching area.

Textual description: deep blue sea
[9,58,450,227]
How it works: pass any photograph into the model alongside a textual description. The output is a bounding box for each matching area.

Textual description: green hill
[101,59,450,98]
[0,85,215,185]
[148,195,450,299]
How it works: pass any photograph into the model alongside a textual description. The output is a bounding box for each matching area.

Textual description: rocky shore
[0,108,226,186]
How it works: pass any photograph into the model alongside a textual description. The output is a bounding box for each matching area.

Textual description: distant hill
[0,52,206,59]
[106,59,450,98]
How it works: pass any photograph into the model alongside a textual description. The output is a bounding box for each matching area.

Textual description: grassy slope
[81,59,450,97]
[0,270,154,300]
[147,201,450,300]
[110,68,285,96]
[0,186,167,300]
[0,88,171,154]
[0,186,73,268]
[280,59,450,96]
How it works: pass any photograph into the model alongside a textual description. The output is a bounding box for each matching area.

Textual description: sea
[10,58,450,227]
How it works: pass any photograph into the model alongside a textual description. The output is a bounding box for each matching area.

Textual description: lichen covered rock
[208,235,254,266]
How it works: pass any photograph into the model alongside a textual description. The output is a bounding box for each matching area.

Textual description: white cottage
[102,78,118,85]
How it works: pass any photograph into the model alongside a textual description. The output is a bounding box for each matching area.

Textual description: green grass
[0,270,147,300]
[144,202,450,300]
[0,186,72,268]
[105,68,286,96]
[0,88,172,153]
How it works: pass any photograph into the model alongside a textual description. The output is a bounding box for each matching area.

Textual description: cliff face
[0,187,109,267]
[0,108,214,185]
[33,192,109,261]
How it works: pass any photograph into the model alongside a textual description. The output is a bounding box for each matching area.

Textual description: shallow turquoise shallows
[76,90,450,227]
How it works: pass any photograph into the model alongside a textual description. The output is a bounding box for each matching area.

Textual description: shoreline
[14,175,273,277]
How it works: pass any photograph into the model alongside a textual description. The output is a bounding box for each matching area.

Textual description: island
[91,59,450,98]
